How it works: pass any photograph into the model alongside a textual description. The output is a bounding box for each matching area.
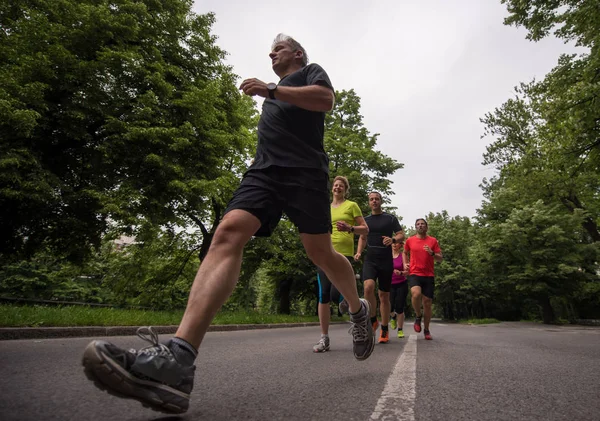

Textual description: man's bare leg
[379,291,390,326]
[423,296,433,331]
[301,233,374,360]
[411,286,422,318]
[301,234,361,313]
[363,279,377,318]
[175,210,261,349]
[411,285,423,333]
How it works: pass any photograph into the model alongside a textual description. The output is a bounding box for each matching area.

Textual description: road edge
[0,322,349,340]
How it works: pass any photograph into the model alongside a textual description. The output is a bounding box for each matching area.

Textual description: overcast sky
[192,0,578,228]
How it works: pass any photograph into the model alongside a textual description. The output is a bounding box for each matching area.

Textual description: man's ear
[295,50,303,60]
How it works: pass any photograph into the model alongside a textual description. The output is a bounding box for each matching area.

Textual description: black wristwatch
[350,226,354,233]
[267,82,277,99]
[429,251,435,256]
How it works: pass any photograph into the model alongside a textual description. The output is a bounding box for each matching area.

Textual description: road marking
[370,334,417,421]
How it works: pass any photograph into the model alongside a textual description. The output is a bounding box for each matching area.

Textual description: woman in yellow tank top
[313,176,369,353]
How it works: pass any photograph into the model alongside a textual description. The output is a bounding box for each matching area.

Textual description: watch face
[267,83,277,91]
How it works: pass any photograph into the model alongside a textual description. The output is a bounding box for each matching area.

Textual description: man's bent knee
[302,234,336,268]
[211,211,259,251]
[364,280,376,296]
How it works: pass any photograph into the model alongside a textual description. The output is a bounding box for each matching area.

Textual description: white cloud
[193,0,582,227]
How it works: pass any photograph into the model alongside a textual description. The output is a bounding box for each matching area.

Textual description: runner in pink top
[390,240,409,338]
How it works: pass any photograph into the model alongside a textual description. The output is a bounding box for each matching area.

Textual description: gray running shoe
[312,336,330,353]
[338,299,349,315]
[82,326,195,414]
[349,298,375,361]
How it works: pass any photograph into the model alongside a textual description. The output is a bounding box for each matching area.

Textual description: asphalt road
[1,321,599,421]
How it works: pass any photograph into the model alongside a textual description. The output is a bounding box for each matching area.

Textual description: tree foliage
[466,0,600,321]
[325,89,403,213]
[0,0,256,263]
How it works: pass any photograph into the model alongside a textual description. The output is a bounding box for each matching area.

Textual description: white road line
[369,334,417,421]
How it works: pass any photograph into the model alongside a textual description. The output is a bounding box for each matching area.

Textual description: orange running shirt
[404,235,441,277]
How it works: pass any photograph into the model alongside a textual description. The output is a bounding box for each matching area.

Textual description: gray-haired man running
[82,33,375,414]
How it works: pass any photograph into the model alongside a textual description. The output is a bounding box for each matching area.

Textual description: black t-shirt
[249,63,334,174]
[364,212,403,260]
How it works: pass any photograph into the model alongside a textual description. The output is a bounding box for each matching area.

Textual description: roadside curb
[0,322,349,340]
[574,319,600,326]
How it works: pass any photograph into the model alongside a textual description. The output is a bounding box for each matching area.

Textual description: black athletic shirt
[364,212,403,260]
[249,63,334,174]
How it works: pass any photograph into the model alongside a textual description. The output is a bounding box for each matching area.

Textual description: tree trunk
[540,295,555,324]
[278,279,292,314]
[560,195,600,242]
[446,302,455,321]
[190,198,223,262]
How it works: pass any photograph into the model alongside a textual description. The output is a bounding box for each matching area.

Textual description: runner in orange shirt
[403,218,443,340]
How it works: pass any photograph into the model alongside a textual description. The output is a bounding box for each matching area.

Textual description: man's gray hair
[272,33,309,67]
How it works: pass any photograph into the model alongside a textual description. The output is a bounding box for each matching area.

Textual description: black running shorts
[408,275,435,299]
[224,166,331,237]
[362,258,393,292]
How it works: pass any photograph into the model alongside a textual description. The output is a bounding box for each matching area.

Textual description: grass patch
[459,318,500,325]
[0,304,344,327]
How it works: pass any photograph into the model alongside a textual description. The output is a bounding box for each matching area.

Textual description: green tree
[469,0,600,322]
[502,0,599,48]
[489,0,600,241]
[483,201,592,323]
[97,223,200,309]
[0,0,256,264]
[325,89,403,213]
[425,211,474,320]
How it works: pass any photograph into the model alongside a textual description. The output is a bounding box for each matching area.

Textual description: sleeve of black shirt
[304,63,334,91]
[392,217,402,233]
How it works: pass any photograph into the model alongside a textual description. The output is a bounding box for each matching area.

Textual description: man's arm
[431,240,443,263]
[239,78,334,112]
[275,85,334,112]
[392,218,404,243]
[352,216,369,236]
[393,230,405,242]
[402,250,410,271]
[336,216,369,236]
[354,234,367,261]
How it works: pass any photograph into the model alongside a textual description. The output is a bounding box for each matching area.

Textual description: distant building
[114,235,136,250]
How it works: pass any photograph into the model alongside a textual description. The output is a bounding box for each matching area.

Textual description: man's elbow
[326,93,335,111]
[320,90,335,112]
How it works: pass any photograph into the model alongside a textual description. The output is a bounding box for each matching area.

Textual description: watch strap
[267,83,277,99]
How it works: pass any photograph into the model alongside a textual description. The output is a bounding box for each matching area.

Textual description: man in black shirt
[356,192,404,344]
[82,33,375,415]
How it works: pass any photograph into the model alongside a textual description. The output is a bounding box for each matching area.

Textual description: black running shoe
[82,327,195,414]
[349,298,375,361]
